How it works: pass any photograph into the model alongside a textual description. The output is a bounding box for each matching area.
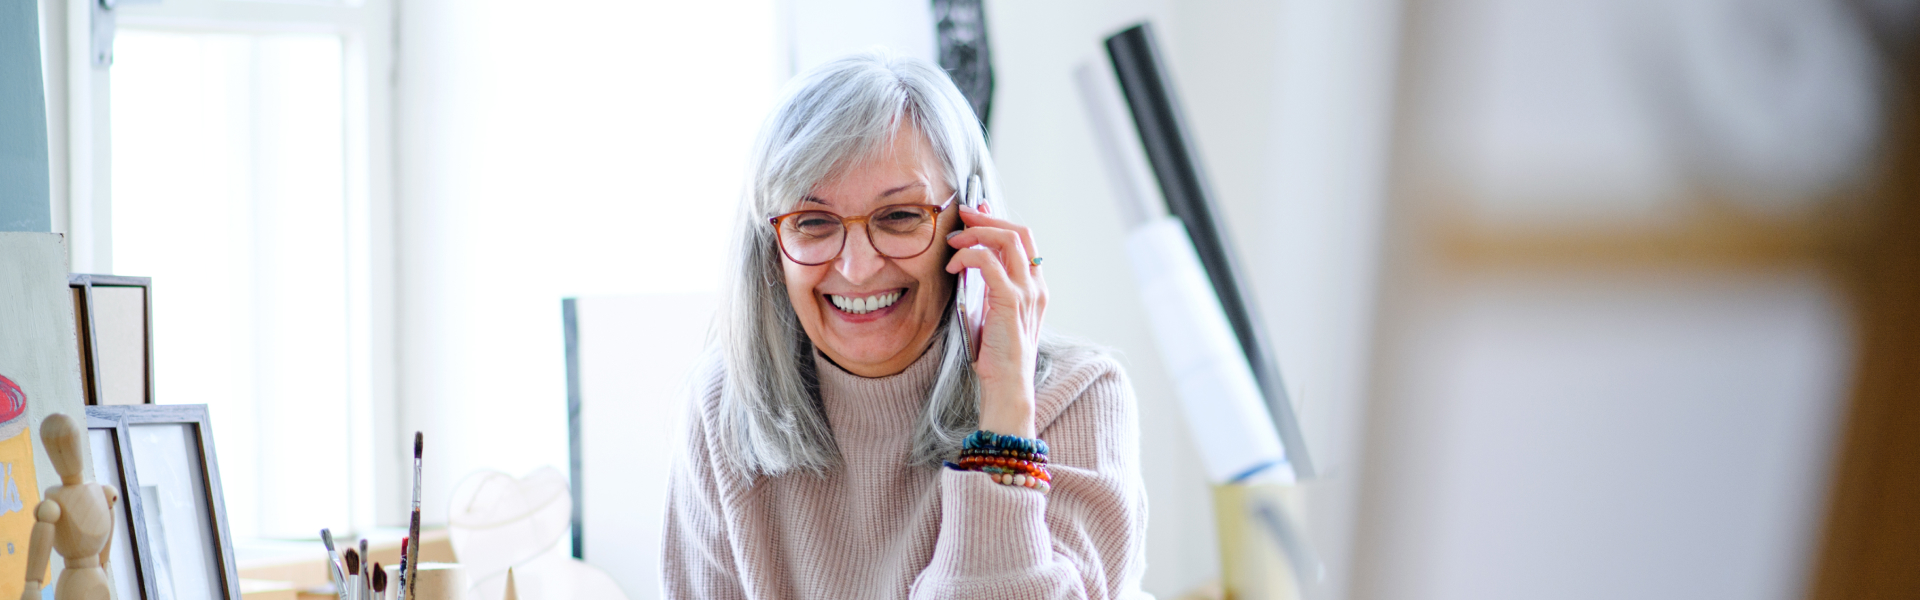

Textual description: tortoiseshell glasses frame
[766,193,957,266]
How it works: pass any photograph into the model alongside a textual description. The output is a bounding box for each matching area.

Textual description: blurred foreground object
[1351,0,1916,599]
[1806,5,1920,598]
[448,468,625,600]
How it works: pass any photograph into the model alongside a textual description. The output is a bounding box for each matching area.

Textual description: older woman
[663,51,1149,599]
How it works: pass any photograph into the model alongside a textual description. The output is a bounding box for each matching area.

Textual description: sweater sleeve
[661,377,749,600]
[910,355,1152,600]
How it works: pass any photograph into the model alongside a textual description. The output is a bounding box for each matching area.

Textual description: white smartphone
[956,175,987,363]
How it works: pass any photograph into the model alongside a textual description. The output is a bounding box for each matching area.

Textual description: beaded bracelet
[988,471,1052,493]
[946,430,1053,493]
[946,454,1049,478]
[953,456,1052,482]
[957,446,1049,463]
[964,430,1050,456]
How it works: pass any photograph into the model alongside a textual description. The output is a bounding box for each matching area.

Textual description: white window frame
[50,0,398,536]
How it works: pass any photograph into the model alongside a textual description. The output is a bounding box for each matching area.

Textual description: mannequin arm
[98,485,118,568]
[22,499,61,600]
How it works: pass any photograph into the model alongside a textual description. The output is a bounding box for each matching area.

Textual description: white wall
[787,0,936,73]
[395,0,778,527]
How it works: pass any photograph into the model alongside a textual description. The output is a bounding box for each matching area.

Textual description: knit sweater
[661,341,1152,599]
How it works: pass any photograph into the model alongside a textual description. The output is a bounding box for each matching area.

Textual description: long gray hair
[715,50,1058,477]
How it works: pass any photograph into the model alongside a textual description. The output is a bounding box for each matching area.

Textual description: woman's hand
[945,204,1048,439]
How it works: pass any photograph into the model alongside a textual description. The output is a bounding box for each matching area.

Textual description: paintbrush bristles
[414,432,422,458]
[372,565,387,593]
[344,548,360,575]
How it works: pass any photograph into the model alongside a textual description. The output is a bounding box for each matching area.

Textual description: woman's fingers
[958,206,1040,265]
[945,207,1048,334]
[946,246,1015,292]
[947,246,1036,314]
[946,226,1032,286]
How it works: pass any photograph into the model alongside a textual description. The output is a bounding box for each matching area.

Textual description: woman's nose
[834,225,887,282]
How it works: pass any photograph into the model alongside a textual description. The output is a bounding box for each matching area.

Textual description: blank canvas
[571,292,717,600]
[91,285,150,405]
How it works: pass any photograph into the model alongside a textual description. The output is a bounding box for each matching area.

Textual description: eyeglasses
[767,193,955,266]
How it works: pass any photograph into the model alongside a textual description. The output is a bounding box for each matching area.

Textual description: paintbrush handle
[405,431,424,600]
[403,514,421,600]
[324,551,348,600]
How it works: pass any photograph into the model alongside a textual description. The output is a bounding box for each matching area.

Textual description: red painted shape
[0,374,24,424]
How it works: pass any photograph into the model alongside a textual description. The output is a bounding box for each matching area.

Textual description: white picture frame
[87,405,238,600]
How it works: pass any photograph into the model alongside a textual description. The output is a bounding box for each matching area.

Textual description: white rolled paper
[1126,216,1288,483]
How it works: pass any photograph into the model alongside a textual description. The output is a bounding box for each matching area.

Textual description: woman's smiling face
[782,125,957,377]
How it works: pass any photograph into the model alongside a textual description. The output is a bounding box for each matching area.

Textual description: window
[83,0,395,540]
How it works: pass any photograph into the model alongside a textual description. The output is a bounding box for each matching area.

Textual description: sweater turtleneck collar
[814,336,947,436]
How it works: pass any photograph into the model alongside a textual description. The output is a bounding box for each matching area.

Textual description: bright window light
[111,29,352,540]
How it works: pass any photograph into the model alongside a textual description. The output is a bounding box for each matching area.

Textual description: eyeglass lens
[778,203,942,265]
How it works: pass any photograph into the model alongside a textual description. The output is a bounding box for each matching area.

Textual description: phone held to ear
[956,175,988,363]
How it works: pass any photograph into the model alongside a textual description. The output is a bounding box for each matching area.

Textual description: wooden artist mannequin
[21,414,118,600]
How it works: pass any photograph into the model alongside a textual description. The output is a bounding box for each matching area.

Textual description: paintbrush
[321,529,349,600]
[344,548,361,600]
[372,563,387,600]
[405,432,423,600]
[397,537,408,596]
[360,539,371,600]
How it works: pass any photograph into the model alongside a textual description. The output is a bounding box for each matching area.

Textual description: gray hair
[715,49,1059,477]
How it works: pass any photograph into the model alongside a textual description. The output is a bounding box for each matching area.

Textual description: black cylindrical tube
[1106,22,1315,479]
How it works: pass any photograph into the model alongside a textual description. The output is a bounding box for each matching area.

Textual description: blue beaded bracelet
[963,429,1050,456]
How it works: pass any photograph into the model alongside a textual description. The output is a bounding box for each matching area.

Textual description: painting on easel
[0,233,99,598]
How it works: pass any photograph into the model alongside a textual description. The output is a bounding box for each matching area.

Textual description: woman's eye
[876,211,927,228]
[794,216,839,231]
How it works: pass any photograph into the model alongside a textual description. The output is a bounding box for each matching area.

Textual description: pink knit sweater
[661,342,1151,599]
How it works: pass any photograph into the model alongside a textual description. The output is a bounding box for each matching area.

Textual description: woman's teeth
[829,290,902,315]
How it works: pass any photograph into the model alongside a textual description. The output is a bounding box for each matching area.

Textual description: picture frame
[87,404,239,600]
[69,275,156,406]
[85,409,159,600]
